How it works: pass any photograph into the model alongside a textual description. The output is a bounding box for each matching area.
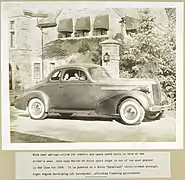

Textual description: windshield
[88,67,111,81]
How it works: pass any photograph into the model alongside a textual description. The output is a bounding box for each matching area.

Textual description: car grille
[152,84,161,105]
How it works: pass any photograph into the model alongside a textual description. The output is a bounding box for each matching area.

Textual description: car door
[58,68,97,110]
[40,69,65,109]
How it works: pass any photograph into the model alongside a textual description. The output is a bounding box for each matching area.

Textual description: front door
[58,68,97,110]
[42,67,110,111]
[41,69,64,109]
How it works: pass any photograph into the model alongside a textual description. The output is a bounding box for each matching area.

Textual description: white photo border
[1,1,184,150]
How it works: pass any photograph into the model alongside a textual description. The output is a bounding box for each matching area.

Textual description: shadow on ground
[18,113,161,124]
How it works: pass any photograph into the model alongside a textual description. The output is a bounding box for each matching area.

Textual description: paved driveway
[10,107,176,142]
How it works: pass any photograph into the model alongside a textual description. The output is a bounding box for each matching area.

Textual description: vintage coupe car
[14,63,170,125]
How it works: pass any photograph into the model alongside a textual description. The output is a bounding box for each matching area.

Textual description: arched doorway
[9,63,12,90]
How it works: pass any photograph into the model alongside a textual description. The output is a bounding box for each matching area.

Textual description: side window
[50,70,62,82]
[62,69,87,82]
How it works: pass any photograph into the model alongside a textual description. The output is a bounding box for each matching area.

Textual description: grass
[11,131,71,143]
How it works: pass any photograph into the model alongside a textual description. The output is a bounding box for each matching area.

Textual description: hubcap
[123,105,137,120]
[31,102,42,116]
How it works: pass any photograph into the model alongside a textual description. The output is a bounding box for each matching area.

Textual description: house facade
[8,7,57,91]
[8,6,169,91]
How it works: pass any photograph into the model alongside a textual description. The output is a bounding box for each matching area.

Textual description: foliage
[78,41,91,54]
[91,44,102,65]
[114,33,124,41]
[43,37,107,60]
[118,8,176,108]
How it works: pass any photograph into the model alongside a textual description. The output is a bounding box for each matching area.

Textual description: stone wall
[101,39,120,78]
[9,15,33,90]
[9,49,33,90]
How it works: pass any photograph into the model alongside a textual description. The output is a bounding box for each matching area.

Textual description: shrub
[118,8,176,109]
[78,41,90,54]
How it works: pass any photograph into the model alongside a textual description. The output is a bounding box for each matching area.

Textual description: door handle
[59,85,64,88]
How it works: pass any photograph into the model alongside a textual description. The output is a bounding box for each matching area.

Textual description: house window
[58,32,72,38]
[10,21,15,30]
[75,31,89,37]
[50,62,55,72]
[10,31,15,48]
[126,29,137,37]
[34,63,41,80]
[93,29,107,36]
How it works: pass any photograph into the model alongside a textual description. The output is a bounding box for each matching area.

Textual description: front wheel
[118,98,145,125]
[28,98,47,120]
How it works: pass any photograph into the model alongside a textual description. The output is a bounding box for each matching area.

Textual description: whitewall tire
[28,98,47,120]
[118,98,145,125]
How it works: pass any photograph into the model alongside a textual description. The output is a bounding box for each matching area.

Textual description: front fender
[14,90,50,112]
[96,90,151,115]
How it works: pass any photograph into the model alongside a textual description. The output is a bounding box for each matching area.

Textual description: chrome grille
[152,84,161,105]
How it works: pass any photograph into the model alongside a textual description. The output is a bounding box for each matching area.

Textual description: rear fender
[14,90,50,112]
[96,90,151,115]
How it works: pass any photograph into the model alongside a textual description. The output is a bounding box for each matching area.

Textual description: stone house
[7,5,169,91]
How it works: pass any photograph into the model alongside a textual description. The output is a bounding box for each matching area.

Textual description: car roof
[54,63,101,71]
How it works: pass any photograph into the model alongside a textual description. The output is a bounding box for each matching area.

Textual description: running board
[50,109,96,114]
[50,109,119,119]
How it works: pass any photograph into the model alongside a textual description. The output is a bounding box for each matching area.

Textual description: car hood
[97,78,157,85]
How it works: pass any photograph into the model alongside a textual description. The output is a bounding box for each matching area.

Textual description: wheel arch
[116,92,151,114]
[26,91,51,112]
[116,96,142,113]
[95,90,151,115]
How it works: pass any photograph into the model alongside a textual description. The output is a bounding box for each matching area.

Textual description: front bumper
[149,91,172,112]
[149,103,171,112]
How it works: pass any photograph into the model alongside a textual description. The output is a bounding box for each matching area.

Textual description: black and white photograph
[1,2,184,150]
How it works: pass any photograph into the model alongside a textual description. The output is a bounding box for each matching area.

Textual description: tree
[119,8,176,108]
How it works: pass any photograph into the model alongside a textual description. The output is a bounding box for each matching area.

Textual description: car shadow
[143,117,161,123]
[18,113,116,122]
[19,114,29,117]
[47,114,117,122]
[18,113,162,124]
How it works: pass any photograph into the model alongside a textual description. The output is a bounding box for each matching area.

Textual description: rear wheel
[28,98,47,120]
[118,98,145,125]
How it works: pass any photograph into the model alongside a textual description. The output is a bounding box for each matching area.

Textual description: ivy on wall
[43,37,107,61]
